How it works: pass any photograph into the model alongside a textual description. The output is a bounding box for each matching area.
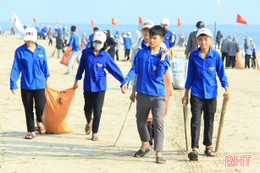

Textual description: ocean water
[1,22,259,50]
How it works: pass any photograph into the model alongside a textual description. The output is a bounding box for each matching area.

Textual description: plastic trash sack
[43,87,75,134]
[171,56,188,89]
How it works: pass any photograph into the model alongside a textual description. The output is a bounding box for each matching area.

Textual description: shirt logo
[153,66,157,70]
[97,63,102,67]
[38,55,43,58]
[209,67,214,71]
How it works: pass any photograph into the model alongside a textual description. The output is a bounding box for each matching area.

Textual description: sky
[0,0,259,25]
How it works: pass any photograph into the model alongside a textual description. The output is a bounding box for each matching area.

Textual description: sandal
[38,125,46,134]
[156,157,166,164]
[204,147,216,157]
[188,150,199,161]
[134,148,150,157]
[25,133,35,139]
[92,135,99,141]
[85,124,91,135]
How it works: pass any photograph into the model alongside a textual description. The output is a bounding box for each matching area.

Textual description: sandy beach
[0,34,260,173]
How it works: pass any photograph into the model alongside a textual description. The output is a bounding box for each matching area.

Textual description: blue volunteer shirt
[163,29,173,49]
[66,33,81,51]
[121,47,170,96]
[76,48,124,92]
[124,37,133,49]
[86,34,94,48]
[10,43,50,90]
[185,48,229,99]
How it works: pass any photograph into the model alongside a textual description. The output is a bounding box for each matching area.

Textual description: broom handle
[215,95,229,152]
[113,101,132,147]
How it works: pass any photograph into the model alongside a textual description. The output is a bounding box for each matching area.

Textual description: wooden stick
[215,94,229,152]
[113,101,132,147]
[183,100,189,152]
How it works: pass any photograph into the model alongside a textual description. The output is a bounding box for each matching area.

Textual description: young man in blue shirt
[121,25,170,164]
[161,18,174,58]
[63,25,82,74]
[182,28,230,161]
[10,27,50,139]
[123,32,133,61]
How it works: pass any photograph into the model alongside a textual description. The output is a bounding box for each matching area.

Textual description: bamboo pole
[113,101,132,147]
[215,94,229,152]
[183,100,189,152]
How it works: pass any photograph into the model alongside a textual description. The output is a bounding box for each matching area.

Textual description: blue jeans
[67,51,81,73]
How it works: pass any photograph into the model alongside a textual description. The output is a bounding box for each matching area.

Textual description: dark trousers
[245,54,251,68]
[221,52,229,67]
[115,50,119,61]
[21,89,46,132]
[190,95,217,148]
[48,39,53,46]
[228,56,236,68]
[125,49,130,60]
[84,91,105,133]
[251,55,256,69]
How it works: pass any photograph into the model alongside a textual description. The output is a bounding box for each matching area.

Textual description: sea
[0,22,259,50]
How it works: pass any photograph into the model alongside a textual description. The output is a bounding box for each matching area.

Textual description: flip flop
[204,147,217,157]
[188,150,198,161]
[92,135,99,141]
[85,124,91,135]
[156,157,166,164]
[38,125,46,134]
[25,133,35,139]
[134,148,150,157]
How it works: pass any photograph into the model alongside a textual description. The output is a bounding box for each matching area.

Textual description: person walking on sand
[227,37,239,69]
[216,30,223,49]
[185,21,205,59]
[10,27,50,139]
[161,18,174,58]
[63,25,82,74]
[244,36,254,69]
[220,35,232,68]
[182,28,230,161]
[129,20,174,148]
[73,31,124,141]
[56,33,64,59]
[121,25,170,164]
[123,32,133,61]
[86,27,99,48]
[104,30,116,60]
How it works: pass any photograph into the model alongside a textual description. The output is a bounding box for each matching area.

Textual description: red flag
[56,18,59,25]
[236,14,247,25]
[218,0,221,12]
[178,17,182,28]
[9,17,12,23]
[91,19,95,27]
[139,16,143,24]
[33,17,37,23]
[112,18,118,26]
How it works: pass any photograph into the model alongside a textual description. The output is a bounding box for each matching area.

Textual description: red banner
[236,14,247,25]
[139,16,143,24]
[33,17,37,23]
[178,17,182,28]
[91,19,95,27]
[112,18,118,26]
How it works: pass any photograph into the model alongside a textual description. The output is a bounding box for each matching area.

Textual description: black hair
[149,25,166,38]
[93,27,99,31]
[71,25,76,32]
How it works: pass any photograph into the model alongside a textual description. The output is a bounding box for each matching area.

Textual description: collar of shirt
[193,48,214,60]
[141,40,148,49]
[23,43,41,52]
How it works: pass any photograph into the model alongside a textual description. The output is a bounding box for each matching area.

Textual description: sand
[0,35,260,173]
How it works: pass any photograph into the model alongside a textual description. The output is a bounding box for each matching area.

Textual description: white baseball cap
[162,18,170,25]
[93,31,107,43]
[196,28,213,38]
[142,20,154,29]
[24,27,37,42]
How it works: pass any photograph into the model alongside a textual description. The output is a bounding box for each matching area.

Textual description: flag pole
[235,23,237,38]
[9,20,12,35]
[214,21,217,50]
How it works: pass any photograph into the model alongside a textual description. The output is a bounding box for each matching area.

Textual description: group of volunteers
[10,17,230,164]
